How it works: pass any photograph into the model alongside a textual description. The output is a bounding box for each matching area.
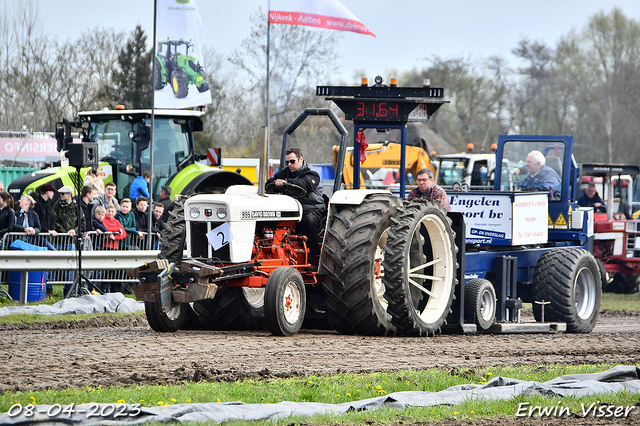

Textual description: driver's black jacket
[266,162,325,213]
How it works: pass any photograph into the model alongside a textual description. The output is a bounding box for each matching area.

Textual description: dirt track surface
[1,310,639,394]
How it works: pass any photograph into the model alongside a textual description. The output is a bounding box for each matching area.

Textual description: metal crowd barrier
[0,231,161,304]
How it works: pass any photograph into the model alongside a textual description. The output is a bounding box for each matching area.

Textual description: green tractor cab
[8,109,249,202]
[155,39,209,99]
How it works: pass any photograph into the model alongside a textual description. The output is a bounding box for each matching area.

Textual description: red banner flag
[268,0,375,37]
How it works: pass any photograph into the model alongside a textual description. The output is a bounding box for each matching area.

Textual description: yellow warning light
[430,150,437,156]
[361,78,368,86]
[390,78,397,86]
[491,143,497,151]
[116,105,125,110]
[467,143,474,152]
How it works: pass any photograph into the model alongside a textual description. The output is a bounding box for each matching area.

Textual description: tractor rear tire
[464,278,496,331]
[595,258,610,292]
[265,267,306,336]
[144,301,187,332]
[193,286,265,330]
[531,248,601,333]
[154,58,164,90]
[171,69,189,98]
[383,200,458,336]
[321,194,402,335]
[608,273,640,294]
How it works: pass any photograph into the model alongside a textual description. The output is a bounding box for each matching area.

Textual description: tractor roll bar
[280,109,348,195]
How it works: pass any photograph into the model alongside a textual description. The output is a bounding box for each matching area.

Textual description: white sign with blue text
[449,193,548,246]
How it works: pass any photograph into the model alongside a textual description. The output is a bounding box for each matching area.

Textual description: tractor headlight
[216,207,228,219]
[190,207,200,219]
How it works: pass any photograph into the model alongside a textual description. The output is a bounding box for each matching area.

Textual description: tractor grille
[189,221,231,262]
[624,221,640,258]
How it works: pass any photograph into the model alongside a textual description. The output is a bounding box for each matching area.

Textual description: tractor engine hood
[184,186,303,262]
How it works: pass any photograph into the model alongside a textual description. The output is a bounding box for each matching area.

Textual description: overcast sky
[28,0,640,83]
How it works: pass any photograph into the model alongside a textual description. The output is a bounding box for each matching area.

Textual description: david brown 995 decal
[241,210,281,219]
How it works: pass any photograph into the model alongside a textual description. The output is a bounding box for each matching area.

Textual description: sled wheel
[464,278,496,331]
[383,199,458,336]
[144,301,187,332]
[531,248,601,333]
[321,194,403,335]
[265,267,306,336]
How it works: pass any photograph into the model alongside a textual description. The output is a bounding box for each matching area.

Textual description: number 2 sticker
[207,222,233,250]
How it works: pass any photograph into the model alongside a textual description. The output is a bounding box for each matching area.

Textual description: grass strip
[2,363,639,424]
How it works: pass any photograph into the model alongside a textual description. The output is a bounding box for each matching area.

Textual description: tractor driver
[519,150,561,198]
[407,168,450,210]
[266,148,326,265]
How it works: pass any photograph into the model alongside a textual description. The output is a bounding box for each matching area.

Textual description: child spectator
[116,198,141,249]
[92,206,108,234]
[102,204,126,250]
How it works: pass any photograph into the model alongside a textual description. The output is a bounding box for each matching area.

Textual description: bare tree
[0,1,128,132]
[227,9,342,161]
[555,8,640,163]
[402,56,513,151]
[0,0,49,132]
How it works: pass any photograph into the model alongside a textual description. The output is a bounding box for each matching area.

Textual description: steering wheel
[265,180,307,197]
[451,181,470,192]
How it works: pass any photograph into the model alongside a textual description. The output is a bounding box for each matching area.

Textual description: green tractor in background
[155,39,209,99]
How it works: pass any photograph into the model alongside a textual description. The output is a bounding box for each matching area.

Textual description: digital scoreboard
[317,83,447,124]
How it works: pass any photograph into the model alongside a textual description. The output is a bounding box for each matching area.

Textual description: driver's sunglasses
[286,157,299,165]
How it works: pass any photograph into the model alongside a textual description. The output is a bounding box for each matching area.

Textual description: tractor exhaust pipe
[258,126,268,197]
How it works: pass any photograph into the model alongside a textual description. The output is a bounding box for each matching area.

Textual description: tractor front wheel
[194,286,265,330]
[265,267,306,336]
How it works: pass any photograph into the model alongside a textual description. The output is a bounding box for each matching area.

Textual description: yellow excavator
[332,141,436,190]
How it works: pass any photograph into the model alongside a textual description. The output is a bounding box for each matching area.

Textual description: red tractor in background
[580,163,640,293]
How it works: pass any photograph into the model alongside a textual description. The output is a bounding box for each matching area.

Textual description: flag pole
[265,18,271,172]
[148,0,158,250]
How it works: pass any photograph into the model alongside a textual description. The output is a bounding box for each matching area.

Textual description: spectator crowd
[1,176,174,296]
[0,175,172,252]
